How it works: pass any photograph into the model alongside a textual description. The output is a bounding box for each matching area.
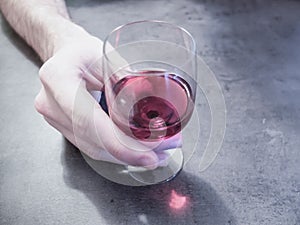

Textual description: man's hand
[0,0,181,168]
[34,36,166,167]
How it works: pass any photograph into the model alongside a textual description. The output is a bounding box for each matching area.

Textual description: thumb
[73,82,159,168]
[93,102,159,168]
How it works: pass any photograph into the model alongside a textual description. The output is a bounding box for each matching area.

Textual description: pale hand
[34,36,181,168]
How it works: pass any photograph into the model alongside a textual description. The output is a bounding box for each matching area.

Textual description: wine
[106,71,194,141]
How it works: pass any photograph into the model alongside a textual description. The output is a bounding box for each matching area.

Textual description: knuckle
[38,59,57,87]
[34,92,45,114]
[34,91,49,117]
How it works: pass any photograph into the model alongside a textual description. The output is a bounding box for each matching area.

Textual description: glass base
[81,148,183,186]
[127,148,183,185]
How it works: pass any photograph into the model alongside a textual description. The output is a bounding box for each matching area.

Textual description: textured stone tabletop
[0,0,299,224]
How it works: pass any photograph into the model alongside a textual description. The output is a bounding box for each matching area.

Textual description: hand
[34,36,181,168]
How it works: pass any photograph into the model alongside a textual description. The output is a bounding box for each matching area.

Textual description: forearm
[0,0,90,61]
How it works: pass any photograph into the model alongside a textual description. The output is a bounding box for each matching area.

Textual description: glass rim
[102,20,197,69]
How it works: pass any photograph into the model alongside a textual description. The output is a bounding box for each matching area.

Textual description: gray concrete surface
[1,0,300,224]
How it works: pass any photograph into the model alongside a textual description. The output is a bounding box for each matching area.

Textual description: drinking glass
[101,21,197,185]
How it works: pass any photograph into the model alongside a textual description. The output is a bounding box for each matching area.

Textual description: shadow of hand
[62,139,235,225]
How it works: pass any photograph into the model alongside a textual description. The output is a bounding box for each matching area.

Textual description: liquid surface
[108,72,194,141]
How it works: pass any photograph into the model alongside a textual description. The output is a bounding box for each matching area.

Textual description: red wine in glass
[107,70,195,141]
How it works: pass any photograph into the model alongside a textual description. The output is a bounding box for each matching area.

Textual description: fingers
[80,66,104,91]
[38,66,159,167]
[73,85,160,168]
[35,40,180,169]
[38,75,176,168]
[43,116,73,142]
[34,87,71,128]
[44,116,124,164]
[93,107,159,168]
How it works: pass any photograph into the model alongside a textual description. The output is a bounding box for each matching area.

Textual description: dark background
[1,0,300,224]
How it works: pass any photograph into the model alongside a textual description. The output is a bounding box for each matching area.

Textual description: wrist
[42,16,93,60]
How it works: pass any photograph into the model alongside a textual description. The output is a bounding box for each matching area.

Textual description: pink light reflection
[169,190,189,210]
